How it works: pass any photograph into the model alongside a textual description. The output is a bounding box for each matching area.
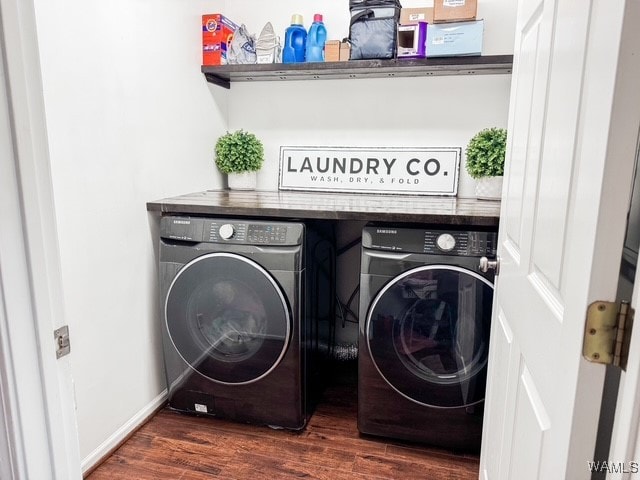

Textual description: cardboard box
[326,41,351,61]
[202,14,239,66]
[433,0,477,23]
[426,20,484,57]
[339,42,351,61]
[325,40,341,62]
[397,23,427,58]
[400,7,434,25]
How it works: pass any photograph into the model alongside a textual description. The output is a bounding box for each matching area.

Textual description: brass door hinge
[583,301,633,370]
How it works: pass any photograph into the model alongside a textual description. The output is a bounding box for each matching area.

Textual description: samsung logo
[173,220,190,225]
[376,229,397,234]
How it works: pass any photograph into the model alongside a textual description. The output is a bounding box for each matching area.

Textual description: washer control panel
[363,225,497,257]
[247,224,289,244]
[424,230,496,256]
[160,216,303,246]
[206,221,248,242]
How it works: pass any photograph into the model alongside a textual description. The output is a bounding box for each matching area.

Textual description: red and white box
[202,14,239,66]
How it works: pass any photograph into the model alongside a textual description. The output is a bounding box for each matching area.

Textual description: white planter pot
[475,176,503,200]
[227,171,257,190]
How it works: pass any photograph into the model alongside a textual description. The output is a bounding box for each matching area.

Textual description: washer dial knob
[219,224,235,240]
[436,233,456,252]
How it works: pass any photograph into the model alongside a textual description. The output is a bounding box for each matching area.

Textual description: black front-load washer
[358,223,497,451]
[158,215,332,429]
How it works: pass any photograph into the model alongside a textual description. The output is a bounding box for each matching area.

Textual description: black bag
[349,0,402,60]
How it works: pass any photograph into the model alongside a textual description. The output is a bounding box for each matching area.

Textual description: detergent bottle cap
[291,14,304,25]
[313,14,323,22]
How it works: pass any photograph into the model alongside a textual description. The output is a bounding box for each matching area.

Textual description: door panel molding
[0,0,82,476]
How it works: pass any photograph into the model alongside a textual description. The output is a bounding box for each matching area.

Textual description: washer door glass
[366,265,493,408]
[166,253,291,385]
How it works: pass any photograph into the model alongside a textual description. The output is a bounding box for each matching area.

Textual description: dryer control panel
[424,230,496,256]
[160,216,304,246]
[363,225,497,257]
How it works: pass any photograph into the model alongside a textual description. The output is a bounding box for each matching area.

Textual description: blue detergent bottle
[283,14,306,63]
[306,14,327,62]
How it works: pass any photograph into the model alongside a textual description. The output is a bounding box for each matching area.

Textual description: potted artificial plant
[465,127,507,200]
[215,129,265,190]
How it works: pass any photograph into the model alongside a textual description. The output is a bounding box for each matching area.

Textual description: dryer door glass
[366,265,493,408]
[166,253,291,385]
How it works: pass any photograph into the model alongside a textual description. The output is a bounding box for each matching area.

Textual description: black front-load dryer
[358,224,497,451]
[158,215,331,429]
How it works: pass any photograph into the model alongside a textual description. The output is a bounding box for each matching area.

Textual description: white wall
[225,0,516,197]
[29,0,515,471]
[32,0,228,467]
[223,0,516,350]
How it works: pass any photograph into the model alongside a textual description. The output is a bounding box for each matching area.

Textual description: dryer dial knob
[436,233,456,252]
[219,224,235,240]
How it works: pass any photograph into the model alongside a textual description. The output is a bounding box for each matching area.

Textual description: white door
[1,0,82,477]
[480,0,640,479]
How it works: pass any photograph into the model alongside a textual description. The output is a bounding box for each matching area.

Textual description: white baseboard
[81,389,168,474]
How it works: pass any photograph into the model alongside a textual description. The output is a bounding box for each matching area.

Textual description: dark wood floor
[87,369,479,479]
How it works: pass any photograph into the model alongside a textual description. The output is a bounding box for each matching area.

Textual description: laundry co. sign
[279,146,460,196]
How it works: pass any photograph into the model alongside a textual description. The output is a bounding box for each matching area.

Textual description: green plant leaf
[214,129,265,174]
[464,127,507,179]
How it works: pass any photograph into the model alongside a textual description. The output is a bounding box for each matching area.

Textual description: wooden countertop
[146,190,501,226]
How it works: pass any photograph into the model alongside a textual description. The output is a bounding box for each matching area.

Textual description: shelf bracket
[203,73,230,89]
